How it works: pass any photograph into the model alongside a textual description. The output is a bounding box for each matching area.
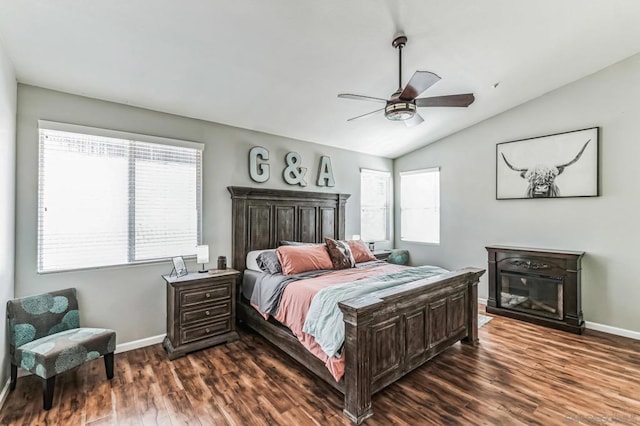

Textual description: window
[38,121,203,272]
[360,169,391,242]
[400,168,440,244]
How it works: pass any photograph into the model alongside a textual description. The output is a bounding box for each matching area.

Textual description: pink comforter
[265,263,408,382]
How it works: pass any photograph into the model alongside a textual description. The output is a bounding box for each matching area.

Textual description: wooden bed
[228,186,484,424]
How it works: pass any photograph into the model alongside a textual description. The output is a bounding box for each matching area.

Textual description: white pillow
[246,249,275,272]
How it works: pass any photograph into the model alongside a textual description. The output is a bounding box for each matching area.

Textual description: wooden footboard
[236,267,484,424]
[339,267,484,424]
[228,186,485,424]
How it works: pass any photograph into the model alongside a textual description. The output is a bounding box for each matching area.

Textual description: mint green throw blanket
[302,265,448,358]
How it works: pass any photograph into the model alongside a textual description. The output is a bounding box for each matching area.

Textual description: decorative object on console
[7,288,116,410]
[163,269,239,360]
[496,127,599,199]
[195,245,209,273]
[217,255,227,270]
[486,245,585,334]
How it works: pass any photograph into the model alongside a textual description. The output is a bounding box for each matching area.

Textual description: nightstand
[373,249,392,261]
[163,269,240,360]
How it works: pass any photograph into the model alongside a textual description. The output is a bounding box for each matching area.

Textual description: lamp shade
[352,234,361,240]
[195,245,209,264]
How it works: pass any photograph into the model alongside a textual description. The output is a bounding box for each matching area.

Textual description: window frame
[37,120,204,273]
[360,168,393,244]
[399,167,440,245]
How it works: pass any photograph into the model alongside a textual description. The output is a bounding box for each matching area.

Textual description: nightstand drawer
[181,300,231,326]
[180,282,231,307]
[181,318,231,344]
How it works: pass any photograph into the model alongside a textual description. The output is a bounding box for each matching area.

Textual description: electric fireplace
[486,246,584,334]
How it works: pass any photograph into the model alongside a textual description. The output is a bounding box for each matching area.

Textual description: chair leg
[43,376,56,410]
[104,352,114,380]
[10,364,17,391]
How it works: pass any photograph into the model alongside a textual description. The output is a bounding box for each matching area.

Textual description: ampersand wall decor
[283,152,308,186]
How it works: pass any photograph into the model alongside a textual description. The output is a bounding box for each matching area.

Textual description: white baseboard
[115,333,165,354]
[0,379,10,412]
[2,333,166,410]
[477,298,638,341]
[585,321,640,341]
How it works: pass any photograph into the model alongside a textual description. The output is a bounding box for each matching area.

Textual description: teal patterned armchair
[7,288,116,410]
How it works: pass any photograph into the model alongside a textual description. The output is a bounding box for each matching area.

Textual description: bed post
[339,298,381,424]
[462,272,480,346]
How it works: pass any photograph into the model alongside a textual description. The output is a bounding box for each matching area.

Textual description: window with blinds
[400,168,440,244]
[37,121,203,273]
[360,169,392,242]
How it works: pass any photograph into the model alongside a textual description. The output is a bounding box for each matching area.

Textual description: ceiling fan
[338,33,475,127]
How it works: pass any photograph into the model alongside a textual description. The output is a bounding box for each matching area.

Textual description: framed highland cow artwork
[496,127,599,200]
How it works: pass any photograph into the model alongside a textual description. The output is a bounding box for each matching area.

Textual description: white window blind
[38,122,203,273]
[400,168,440,244]
[360,169,391,242]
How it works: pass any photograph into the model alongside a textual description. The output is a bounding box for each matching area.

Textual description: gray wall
[395,53,640,333]
[15,84,392,345]
[0,41,17,385]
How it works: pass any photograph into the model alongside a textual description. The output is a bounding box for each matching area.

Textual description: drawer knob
[205,292,211,298]
[205,328,210,333]
[205,310,210,316]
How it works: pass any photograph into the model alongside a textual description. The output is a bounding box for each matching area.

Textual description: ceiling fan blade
[415,93,475,108]
[347,108,385,121]
[338,93,388,104]
[399,71,441,100]
[404,113,424,128]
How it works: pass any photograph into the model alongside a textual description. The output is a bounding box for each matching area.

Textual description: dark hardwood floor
[2,311,640,425]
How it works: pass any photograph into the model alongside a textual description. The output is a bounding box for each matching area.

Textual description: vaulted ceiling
[1,1,640,158]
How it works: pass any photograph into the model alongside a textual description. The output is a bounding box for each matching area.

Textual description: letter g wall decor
[249,146,335,187]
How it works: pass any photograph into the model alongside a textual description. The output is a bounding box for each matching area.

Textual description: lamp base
[198,264,208,273]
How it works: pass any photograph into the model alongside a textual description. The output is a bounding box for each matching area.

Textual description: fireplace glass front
[499,272,563,320]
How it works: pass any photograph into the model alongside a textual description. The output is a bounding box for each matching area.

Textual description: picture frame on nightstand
[171,256,188,277]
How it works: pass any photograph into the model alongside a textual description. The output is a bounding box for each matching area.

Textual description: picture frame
[496,127,599,200]
[171,256,188,277]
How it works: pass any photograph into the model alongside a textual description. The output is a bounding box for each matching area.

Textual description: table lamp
[195,245,209,273]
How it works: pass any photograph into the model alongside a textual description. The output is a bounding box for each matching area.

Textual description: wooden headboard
[227,186,350,272]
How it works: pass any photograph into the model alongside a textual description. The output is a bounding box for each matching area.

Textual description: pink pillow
[276,245,333,275]
[346,240,377,263]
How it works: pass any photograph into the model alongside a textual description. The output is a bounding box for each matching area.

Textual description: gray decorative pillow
[324,237,356,269]
[256,251,282,274]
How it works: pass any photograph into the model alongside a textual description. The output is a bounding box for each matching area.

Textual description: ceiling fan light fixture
[385,101,416,121]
